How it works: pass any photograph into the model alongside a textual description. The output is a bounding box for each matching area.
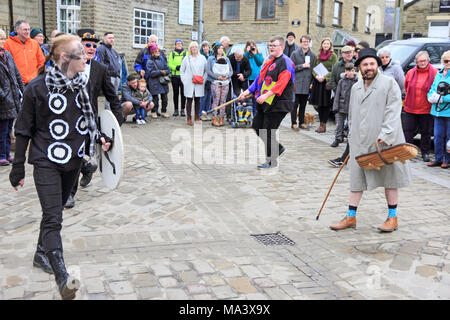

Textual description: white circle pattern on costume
[75,93,82,109]
[48,93,68,114]
[47,142,72,164]
[49,119,69,140]
[75,115,88,135]
[77,141,85,157]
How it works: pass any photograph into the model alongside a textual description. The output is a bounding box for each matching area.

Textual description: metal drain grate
[251,232,295,246]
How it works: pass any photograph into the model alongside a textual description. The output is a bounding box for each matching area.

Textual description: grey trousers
[334,112,347,141]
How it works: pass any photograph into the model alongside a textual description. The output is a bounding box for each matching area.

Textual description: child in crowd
[237,97,253,123]
[331,62,358,147]
[133,79,151,124]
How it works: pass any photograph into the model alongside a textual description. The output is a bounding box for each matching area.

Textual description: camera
[437,81,450,96]
[250,46,256,52]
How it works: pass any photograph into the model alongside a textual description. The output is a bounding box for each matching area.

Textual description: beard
[362,68,378,80]
[287,39,295,46]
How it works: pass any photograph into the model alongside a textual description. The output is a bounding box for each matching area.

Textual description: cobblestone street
[1,105,449,300]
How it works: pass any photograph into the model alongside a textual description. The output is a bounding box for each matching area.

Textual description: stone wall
[0,0,41,34]
[202,0,385,53]
[403,0,447,36]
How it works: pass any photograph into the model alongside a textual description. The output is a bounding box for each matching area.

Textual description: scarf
[405,64,436,108]
[45,62,97,157]
[381,59,391,71]
[318,49,332,61]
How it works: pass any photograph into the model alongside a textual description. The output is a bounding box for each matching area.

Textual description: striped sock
[388,204,398,218]
[347,205,357,217]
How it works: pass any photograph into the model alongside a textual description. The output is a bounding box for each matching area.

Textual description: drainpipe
[198,0,203,44]
[307,0,310,34]
[41,0,47,37]
[8,0,14,33]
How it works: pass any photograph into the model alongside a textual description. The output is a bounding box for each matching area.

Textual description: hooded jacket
[0,50,24,119]
[332,72,358,114]
[97,41,122,78]
[4,33,45,85]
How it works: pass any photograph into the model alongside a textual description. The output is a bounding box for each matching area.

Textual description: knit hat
[346,40,357,48]
[148,43,159,54]
[175,39,183,45]
[286,31,296,39]
[201,40,210,47]
[30,28,43,39]
[212,41,223,55]
[355,48,382,67]
[77,28,100,42]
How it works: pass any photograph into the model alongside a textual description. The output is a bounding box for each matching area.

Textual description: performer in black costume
[64,29,124,209]
[9,34,111,300]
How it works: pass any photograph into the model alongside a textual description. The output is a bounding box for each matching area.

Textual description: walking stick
[316,154,350,220]
[206,94,253,114]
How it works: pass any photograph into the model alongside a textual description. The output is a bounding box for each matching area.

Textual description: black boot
[64,195,75,209]
[33,244,54,274]
[180,109,186,117]
[80,161,97,187]
[173,109,179,116]
[46,250,80,300]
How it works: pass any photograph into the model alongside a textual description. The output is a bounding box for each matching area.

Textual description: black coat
[0,50,24,120]
[228,53,252,90]
[87,60,123,125]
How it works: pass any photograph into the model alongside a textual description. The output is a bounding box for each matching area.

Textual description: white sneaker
[151,112,157,119]
[162,112,170,118]
[141,119,146,124]
[136,119,141,125]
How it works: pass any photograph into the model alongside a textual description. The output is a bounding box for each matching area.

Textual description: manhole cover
[251,232,295,246]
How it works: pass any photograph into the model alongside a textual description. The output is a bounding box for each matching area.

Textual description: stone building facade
[403,0,450,38]
[1,0,201,71]
[202,0,386,52]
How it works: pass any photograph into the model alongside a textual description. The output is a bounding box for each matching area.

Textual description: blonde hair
[0,29,6,39]
[188,41,199,55]
[441,50,450,65]
[138,79,147,87]
[38,34,80,74]
[320,37,333,52]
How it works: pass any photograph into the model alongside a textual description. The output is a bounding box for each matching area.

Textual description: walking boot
[187,115,193,126]
[33,244,53,274]
[46,250,80,300]
[219,116,224,126]
[378,217,398,232]
[316,122,326,133]
[330,216,356,231]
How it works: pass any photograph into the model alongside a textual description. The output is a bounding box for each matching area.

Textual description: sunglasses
[69,53,86,60]
[83,43,97,49]
[82,32,97,39]
[444,59,450,64]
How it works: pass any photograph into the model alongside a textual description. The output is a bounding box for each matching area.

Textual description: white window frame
[332,1,342,26]
[133,8,165,49]
[352,7,359,31]
[365,12,372,33]
[56,0,81,35]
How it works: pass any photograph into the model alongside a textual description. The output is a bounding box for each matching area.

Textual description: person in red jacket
[404,51,438,162]
[4,20,45,85]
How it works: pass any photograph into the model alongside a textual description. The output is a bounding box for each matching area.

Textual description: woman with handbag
[310,38,338,133]
[180,41,207,126]
[146,43,171,118]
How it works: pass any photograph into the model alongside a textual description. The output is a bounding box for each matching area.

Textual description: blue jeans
[136,107,145,120]
[433,116,450,162]
[0,119,13,160]
[199,85,212,116]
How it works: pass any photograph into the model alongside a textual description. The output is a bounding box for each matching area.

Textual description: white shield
[97,110,124,190]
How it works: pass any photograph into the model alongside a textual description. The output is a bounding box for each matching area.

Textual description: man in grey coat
[290,35,315,130]
[330,48,412,233]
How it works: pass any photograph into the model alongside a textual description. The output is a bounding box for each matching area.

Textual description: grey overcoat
[348,72,412,191]
[180,54,208,98]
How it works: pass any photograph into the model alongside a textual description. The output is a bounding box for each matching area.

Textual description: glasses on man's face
[83,43,97,49]
[301,41,310,43]
[444,59,450,64]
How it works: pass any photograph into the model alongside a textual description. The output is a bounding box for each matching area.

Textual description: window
[133,8,164,49]
[425,45,448,64]
[333,2,342,26]
[352,7,359,30]
[317,0,324,24]
[256,0,275,20]
[365,12,371,33]
[222,0,239,20]
[57,0,81,34]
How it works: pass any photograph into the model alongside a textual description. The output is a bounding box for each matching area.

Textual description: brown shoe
[194,114,200,122]
[187,115,193,126]
[212,116,219,127]
[378,217,398,232]
[219,116,224,126]
[330,216,356,231]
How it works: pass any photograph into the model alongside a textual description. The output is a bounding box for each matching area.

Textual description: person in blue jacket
[146,43,170,118]
[427,50,450,169]
[244,40,264,115]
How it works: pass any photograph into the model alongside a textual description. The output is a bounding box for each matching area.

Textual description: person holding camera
[427,50,450,169]
[244,40,264,115]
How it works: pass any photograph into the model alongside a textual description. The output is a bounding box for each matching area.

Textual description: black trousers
[404,112,434,154]
[318,105,331,123]
[152,93,168,113]
[171,76,185,111]
[252,110,287,161]
[34,160,81,254]
[186,97,200,118]
[291,94,309,126]
[70,158,91,197]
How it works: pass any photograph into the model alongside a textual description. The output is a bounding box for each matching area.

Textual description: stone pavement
[0,104,449,300]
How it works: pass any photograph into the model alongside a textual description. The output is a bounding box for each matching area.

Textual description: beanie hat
[148,43,159,54]
[30,28,43,39]
[175,39,183,45]
[286,31,296,39]
[346,40,357,48]
[212,41,223,55]
[201,40,210,47]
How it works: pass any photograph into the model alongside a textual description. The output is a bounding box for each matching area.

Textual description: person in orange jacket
[4,20,45,85]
